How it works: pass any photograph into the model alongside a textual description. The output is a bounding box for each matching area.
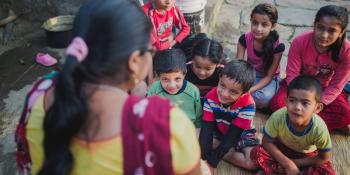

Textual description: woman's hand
[169,40,177,48]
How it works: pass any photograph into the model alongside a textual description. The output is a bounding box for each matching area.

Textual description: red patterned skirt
[250,141,335,175]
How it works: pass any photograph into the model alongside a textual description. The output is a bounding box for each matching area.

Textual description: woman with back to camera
[15,0,204,174]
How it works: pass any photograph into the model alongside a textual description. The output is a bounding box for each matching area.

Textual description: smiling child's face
[250,13,275,41]
[217,75,244,105]
[159,71,185,95]
[191,56,218,80]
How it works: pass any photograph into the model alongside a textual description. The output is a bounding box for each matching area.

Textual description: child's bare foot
[337,125,350,135]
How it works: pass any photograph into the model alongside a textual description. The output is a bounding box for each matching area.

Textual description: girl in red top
[270,5,350,134]
[143,0,190,51]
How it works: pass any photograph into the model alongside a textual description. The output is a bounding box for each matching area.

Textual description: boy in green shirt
[147,49,202,128]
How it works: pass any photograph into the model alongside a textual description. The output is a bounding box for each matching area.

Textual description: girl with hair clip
[185,33,225,101]
[270,5,350,135]
[236,3,285,110]
[15,0,207,175]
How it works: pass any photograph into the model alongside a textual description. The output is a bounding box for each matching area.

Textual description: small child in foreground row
[147,49,202,128]
[200,60,259,171]
[251,75,335,175]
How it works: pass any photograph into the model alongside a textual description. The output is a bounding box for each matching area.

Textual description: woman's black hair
[251,3,279,74]
[39,0,151,175]
[315,5,348,62]
[153,48,187,76]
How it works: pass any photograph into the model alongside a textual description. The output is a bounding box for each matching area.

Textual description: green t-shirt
[147,80,202,128]
[264,107,332,153]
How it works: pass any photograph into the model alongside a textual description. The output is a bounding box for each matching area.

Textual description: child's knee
[252,92,273,108]
[244,160,258,170]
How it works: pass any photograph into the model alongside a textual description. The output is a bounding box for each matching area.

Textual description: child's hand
[284,162,300,175]
[168,34,176,48]
[169,40,177,48]
[159,37,168,42]
[168,33,175,42]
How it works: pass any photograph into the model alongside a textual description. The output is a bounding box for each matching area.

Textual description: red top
[143,2,190,51]
[122,96,173,175]
[286,31,350,105]
[203,87,256,134]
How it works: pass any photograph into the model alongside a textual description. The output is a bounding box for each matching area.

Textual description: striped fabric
[203,87,256,134]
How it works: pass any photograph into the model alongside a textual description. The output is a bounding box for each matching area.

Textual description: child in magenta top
[236,3,285,109]
[143,0,190,51]
[270,5,350,134]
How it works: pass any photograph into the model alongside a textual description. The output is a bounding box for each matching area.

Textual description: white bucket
[176,0,207,14]
[176,0,207,34]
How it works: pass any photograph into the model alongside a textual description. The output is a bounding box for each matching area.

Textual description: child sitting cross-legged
[199,60,259,171]
[251,75,335,175]
[147,49,202,128]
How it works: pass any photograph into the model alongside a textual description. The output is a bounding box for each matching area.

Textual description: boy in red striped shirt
[199,60,259,172]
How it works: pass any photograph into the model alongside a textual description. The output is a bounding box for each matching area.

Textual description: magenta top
[242,32,284,75]
[286,31,350,105]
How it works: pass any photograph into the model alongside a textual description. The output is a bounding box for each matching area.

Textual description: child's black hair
[153,48,187,76]
[180,33,224,64]
[315,5,348,62]
[179,33,208,59]
[287,75,323,102]
[192,37,224,64]
[250,3,279,74]
[220,59,256,93]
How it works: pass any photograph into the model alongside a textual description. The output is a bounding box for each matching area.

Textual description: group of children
[141,0,350,174]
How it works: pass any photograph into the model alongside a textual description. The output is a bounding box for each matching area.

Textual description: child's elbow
[317,152,332,164]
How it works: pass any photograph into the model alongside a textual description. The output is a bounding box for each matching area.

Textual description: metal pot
[42,15,74,48]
